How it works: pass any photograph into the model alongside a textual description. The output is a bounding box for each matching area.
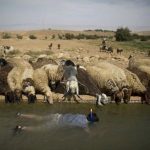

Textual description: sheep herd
[0,54,150,105]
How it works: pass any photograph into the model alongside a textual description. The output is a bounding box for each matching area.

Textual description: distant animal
[107,47,113,53]
[58,44,60,49]
[117,48,123,54]
[99,46,113,53]
[148,50,150,57]
[48,43,53,50]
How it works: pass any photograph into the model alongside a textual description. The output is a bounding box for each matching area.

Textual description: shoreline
[0,94,142,104]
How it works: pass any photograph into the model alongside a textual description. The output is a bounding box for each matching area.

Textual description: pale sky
[0,0,150,31]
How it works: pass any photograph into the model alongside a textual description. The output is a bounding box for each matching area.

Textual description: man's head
[87,109,99,123]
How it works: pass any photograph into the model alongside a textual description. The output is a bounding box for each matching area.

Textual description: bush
[64,33,75,40]
[115,27,132,41]
[29,35,37,39]
[132,34,140,40]
[76,34,85,40]
[58,34,63,39]
[2,32,11,39]
[16,34,23,39]
[140,36,148,41]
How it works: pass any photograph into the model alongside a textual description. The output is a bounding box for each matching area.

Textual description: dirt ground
[0,30,148,69]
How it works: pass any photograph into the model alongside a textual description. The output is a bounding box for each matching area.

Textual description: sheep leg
[73,95,79,104]
[38,85,53,104]
[45,91,53,104]
[5,91,15,103]
[96,94,103,106]
[76,94,83,101]
[62,91,69,101]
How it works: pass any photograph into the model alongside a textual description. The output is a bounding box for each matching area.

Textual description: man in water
[14,109,99,132]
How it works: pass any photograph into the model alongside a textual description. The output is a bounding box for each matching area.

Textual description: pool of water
[0,103,150,150]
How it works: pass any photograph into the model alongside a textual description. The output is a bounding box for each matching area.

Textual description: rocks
[83,57,90,63]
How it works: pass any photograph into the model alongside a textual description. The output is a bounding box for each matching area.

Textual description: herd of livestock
[0,50,150,105]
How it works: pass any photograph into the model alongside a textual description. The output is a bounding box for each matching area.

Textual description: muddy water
[0,103,150,150]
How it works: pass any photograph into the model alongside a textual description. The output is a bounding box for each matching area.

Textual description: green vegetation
[61,33,113,40]
[115,27,150,42]
[2,32,11,39]
[84,29,114,32]
[58,34,63,39]
[115,27,132,41]
[115,40,150,52]
[29,35,37,39]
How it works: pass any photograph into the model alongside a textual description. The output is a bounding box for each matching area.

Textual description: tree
[115,27,132,41]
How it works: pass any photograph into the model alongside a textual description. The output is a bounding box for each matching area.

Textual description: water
[0,103,150,150]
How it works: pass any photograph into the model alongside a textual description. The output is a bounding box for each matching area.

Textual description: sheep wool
[86,62,129,93]
[7,58,35,94]
[33,68,53,104]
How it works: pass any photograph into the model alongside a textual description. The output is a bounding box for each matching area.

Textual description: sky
[0,0,150,31]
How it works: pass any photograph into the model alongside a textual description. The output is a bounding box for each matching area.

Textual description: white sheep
[32,64,64,104]
[62,65,80,103]
[7,58,36,103]
[84,61,146,103]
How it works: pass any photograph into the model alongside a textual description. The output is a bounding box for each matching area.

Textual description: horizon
[0,24,150,32]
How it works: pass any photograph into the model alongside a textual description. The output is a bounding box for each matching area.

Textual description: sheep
[0,58,36,103]
[37,59,103,105]
[61,65,80,103]
[148,50,150,57]
[60,60,106,105]
[84,62,146,104]
[48,43,53,50]
[0,58,14,102]
[7,58,36,103]
[32,63,64,104]
[117,48,123,54]
[58,44,61,49]
[30,57,57,69]
[128,56,150,104]
[0,46,6,58]
[106,47,113,53]
[0,45,14,57]
[85,62,127,93]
